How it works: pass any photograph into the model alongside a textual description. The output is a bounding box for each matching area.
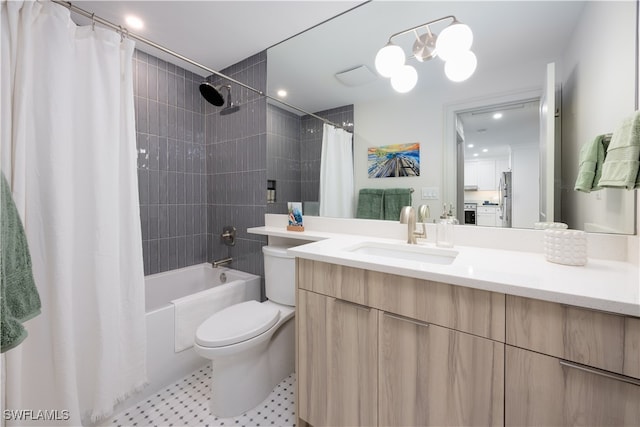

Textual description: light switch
[421,187,439,200]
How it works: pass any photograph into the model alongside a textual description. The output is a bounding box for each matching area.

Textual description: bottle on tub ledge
[436,203,455,248]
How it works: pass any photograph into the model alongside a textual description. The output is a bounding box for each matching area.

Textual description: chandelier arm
[387,15,455,42]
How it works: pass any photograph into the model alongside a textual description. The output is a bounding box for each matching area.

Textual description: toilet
[194,245,296,417]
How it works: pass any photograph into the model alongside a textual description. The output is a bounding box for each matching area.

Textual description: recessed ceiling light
[467,144,474,148]
[493,112,503,119]
[482,148,488,152]
[125,15,144,30]
[277,89,287,98]
[473,153,479,157]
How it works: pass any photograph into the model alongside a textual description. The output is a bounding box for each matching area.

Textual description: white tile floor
[110,365,296,427]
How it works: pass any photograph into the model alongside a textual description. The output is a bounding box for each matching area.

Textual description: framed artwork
[368,143,420,178]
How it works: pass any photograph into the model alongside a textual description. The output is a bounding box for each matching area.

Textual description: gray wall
[206,52,268,278]
[267,104,302,214]
[134,49,207,276]
[134,48,352,278]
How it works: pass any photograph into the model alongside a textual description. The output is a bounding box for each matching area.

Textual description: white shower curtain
[1,1,146,425]
[319,123,355,217]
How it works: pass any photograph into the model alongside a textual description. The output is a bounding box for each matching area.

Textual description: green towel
[574,134,611,193]
[1,173,41,353]
[383,188,412,221]
[598,111,640,189]
[356,188,384,219]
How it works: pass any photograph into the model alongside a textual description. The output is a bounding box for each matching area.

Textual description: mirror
[266,0,637,233]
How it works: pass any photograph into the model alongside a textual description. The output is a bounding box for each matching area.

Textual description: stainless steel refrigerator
[499,171,512,228]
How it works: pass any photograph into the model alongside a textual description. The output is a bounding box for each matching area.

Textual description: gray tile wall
[206,52,268,278]
[134,46,351,280]
[266,104,302,214]
[300,105,354,202]
[134,49,207,275]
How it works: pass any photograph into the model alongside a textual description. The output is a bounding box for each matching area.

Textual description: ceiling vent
[335,65,378,87]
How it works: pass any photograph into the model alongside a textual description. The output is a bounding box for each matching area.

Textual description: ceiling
[267,1,585,113]
[459,100,540,159]
[67,1,585,117]
[70,1,365,77]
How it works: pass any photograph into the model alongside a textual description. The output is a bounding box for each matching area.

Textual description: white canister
[543,229,587,266]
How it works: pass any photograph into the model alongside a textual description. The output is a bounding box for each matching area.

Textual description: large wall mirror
[266,0,637,234]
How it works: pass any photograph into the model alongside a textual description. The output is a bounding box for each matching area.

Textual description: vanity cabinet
[505,346,640,426]
[505,295,640,426]
[296,260,640,427]
[297,289,378,427]
[379,312,504,426]
[296,259,505,427]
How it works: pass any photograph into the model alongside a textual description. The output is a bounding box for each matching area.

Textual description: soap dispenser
[436,203,455,248]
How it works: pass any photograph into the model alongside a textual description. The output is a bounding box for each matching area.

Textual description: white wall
[561,1,636,234]
[353,58,545,217]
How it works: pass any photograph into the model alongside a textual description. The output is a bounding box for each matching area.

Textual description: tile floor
[110,365,296,427]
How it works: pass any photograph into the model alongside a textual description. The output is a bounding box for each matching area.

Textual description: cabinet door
[379,312,504,426]
[477,160,496,190]
[506,345,640,426]
[477,207,498,227]
[465,161,478,186]
[297,290,378,427]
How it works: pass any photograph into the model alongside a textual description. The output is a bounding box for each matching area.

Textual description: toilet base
[208,316,295,418]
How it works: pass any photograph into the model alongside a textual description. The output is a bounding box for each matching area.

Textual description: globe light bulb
[375,43,406,78]
[390,64,418,93]
[444,50,477,82]
[436,21,473,62]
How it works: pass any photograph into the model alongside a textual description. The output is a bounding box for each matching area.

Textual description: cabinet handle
[334,298,371,312]
[383,312,430,328]
[559,360,640,387]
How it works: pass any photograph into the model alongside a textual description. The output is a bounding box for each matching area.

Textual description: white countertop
[278,232,640,317]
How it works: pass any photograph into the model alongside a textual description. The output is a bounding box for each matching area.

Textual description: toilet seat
[195,300,280,348]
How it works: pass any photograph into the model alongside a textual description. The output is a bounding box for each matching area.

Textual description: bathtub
[104,263,261,422]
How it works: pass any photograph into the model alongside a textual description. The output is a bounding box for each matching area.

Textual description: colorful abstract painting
[368,143,420,178]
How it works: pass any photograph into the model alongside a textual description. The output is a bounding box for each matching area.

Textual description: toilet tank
[262,245,296,306]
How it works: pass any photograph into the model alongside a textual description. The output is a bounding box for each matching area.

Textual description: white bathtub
[102,263,261,423]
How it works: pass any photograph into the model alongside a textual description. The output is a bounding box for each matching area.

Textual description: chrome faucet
[399,206,427,244]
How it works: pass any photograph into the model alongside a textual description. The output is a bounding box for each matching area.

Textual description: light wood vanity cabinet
[296,260,640,427]
[379,312,504,426]
[296,260,505,427]
[505,295,640,426]
[505,346,640,426]
[297,289,378,427]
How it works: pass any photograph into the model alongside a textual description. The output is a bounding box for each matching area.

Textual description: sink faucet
[399,206,427,244]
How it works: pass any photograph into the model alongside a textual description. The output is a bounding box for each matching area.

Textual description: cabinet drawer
[506,295,640,379]
[477,206,498,214]
[506,345,640,426]
[297,259,505,342]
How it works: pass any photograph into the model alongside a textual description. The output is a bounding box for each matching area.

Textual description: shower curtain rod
[51,0,347,131]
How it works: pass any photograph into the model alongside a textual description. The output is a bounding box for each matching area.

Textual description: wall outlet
[421,187,439,200]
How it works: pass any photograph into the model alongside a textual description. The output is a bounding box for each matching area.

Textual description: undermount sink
[346,242,458,265]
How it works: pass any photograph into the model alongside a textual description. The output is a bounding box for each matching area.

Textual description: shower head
[199,82,225,107]
[199,82,240,115]
[220,103,240,116]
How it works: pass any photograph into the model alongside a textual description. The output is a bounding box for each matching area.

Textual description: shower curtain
[319,123,355,217]
[1,1,146,425]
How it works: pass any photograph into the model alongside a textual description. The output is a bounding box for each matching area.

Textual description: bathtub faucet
[212,257,233,268]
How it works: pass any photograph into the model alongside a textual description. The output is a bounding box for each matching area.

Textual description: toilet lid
[195,300,280,348]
